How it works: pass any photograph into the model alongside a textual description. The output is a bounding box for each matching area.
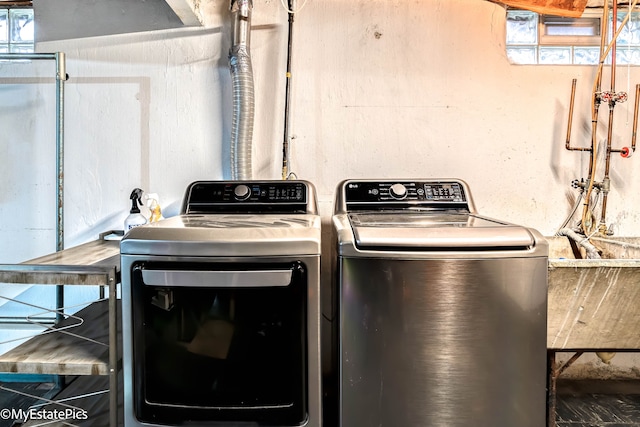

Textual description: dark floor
[0,381,60,427]
[3,378,640,426]
[0,375,119,427]
[555,380,640,427]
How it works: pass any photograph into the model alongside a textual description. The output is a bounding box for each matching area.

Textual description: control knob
[233,184,252,201]
[389,183,407,200]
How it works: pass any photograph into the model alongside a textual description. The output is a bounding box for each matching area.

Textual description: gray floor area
[0,381,60,427]
[2,378,640,426]
[555,380,640,427]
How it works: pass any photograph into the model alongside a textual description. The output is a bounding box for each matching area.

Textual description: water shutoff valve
[571,179,585,189]
[598,91,628,105]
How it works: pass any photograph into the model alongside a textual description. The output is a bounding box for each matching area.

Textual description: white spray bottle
[124,188,147,232]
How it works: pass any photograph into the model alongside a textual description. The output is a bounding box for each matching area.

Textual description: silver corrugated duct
[229,0,254,180]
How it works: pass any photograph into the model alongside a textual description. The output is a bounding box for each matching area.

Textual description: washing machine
[332,179,548,427]
[121,180,322,427]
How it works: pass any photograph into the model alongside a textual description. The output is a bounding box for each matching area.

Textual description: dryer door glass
[130,261,308,424]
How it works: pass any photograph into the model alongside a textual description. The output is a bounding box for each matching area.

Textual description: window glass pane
[507,9,640,65]
[9,8,34,43]
[574,47,600,64]
[0,44,8,54]
[507,47,537,64]
[0,9,8,43]
[506,11,538,44]
[540,46,572,64]
[616,11,640,45]
[616,47,640,65]
[10,43,33,53]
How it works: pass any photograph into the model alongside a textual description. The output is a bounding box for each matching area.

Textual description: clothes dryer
[121,180,322,427]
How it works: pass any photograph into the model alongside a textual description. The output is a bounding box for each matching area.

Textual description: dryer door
[129,260,308,425]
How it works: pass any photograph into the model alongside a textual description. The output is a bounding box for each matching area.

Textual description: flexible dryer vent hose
[229,0,254,180]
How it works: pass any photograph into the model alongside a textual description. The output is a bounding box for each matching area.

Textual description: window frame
[538,13,602,46]
[506,8,640,65]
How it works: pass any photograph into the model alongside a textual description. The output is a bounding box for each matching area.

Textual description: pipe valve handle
[621,147,634,158]
[599,91,628,103]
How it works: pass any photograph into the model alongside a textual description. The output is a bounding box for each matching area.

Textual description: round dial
[389,183,407,199]
[233,184,252,200]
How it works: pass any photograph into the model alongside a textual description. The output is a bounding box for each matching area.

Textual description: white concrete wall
[10,0,640,246]
[2,0,640,375]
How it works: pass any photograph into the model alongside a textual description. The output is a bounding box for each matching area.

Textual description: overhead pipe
[229,0,254,180]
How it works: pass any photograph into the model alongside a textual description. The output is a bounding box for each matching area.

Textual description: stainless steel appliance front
[121,180,322,427]
[332,179,548,427]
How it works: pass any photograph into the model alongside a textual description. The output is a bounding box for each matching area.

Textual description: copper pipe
[566,0,640,235]
[600,0,619,229]
[611,0,618,90]
[565,78,592,151]
[633,84,640,152]
[565,79,590,151]
[581,1,609,235]
[596,1,640,232]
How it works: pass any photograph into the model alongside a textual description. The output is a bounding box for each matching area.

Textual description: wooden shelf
[0,237,120,286]
[0,234,121,427]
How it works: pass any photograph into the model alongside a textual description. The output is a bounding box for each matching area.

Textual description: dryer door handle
[141,268,293,288]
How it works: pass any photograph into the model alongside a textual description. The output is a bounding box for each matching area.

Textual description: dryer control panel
[338,180,474,213]
[182,181,315,214]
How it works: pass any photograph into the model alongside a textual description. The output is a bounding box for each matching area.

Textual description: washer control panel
[182,181,310,214]
[342,180,470,210]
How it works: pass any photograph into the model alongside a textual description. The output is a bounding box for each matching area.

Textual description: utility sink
[547,236,640,350]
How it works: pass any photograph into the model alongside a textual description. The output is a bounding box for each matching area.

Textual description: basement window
[506,9,640,65]
[0,4,34,53]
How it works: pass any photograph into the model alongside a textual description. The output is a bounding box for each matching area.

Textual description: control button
[389,183,407,200]
[233,184,252,201]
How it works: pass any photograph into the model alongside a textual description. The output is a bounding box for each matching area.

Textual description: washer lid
[349,212,535,249]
